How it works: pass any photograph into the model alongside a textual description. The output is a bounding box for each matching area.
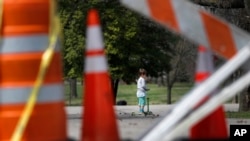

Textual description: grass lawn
[64,82,193,106]
[64,83,83,106]
[226,112,250,118]
[116,83,193,105]
[64,82,250,118]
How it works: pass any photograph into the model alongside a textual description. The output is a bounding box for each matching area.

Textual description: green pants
[138,96,146,106]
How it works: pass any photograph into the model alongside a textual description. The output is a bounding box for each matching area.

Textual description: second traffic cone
[81,9,119,141]
[190,46,228,139]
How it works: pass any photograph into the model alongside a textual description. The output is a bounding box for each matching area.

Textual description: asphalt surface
[66,104,250,141]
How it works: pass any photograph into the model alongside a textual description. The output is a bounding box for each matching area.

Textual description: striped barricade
[0,0,67,140]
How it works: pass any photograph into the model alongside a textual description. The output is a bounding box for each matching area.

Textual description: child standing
[136,68,149,113]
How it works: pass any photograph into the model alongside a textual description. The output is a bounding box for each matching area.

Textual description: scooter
[131,97,155,117]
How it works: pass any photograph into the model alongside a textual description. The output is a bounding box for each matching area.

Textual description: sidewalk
[66,104,249,140]
[65,103,239,116]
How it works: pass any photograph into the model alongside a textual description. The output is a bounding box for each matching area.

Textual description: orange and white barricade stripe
[81,9,119,141]
[0,0,67,140]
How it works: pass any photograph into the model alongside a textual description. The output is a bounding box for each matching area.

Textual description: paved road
[66,104,250,140]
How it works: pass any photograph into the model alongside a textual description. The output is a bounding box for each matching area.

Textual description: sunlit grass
[64,82,193,106]
[226,112,250,118]
[64,83,83,106]
[116,83,193,105]
[64,82,250,118]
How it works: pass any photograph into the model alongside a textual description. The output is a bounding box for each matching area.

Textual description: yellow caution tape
[10,2,61,141]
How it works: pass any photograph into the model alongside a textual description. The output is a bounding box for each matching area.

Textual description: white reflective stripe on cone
[196,51,213,73]
[85,55,108,73]
[1,35,61,53]
[0,84,64,104]
[86,26,104,51]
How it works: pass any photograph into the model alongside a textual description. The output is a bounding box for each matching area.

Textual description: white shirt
[136,77,147,97]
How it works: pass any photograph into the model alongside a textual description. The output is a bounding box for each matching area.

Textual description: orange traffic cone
[190,46,228,139]
[81,9,119,141]
[0,0,67,140]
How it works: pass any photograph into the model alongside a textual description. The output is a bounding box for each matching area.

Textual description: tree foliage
[57,0,179,101]
[58,0,176,83]
[58,0,86,79]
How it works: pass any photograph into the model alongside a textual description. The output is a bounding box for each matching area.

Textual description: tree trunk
[239,86,250,111]
[69,78,77,98]
[166,71,173,104]
[235,94,238,103]
[111,79,119,103]
[167,86,172,104]
[157,76,164,87]
[239,89,248,111]
[231,72,239,103]
[161,75,165,86]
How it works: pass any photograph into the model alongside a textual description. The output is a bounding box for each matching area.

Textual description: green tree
[165,39,196,104]
[100,0,139,99]
[58,0,86,99]
[58,0,176,104]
